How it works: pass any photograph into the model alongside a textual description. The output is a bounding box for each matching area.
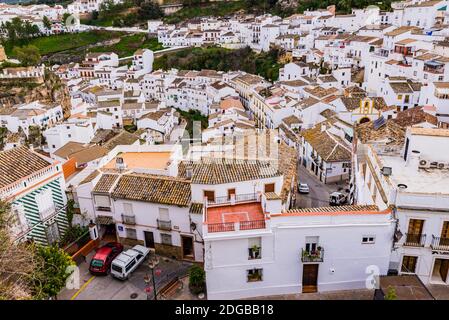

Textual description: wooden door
[144,231,155,248]
[181,235,194,260]
[264,183,275,193]
[227,188,236,200]
[302,264,318,293]
[408,219,424,235]
[407,219,424,244]
[441,221,449,247]
[440,259,449,282]
[441,221,449,238]
[204,190,215,202]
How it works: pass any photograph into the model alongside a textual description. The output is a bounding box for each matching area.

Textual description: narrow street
[295,163,347,208]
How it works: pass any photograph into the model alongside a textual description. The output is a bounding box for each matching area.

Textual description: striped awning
[96,216,114,225]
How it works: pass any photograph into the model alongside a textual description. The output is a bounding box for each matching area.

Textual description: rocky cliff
[0,70,71,117]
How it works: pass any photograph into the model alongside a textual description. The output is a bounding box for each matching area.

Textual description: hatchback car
[298,183,310,194]
[89,242,124,275]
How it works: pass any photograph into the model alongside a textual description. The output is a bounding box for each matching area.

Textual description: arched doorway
[359,117,370,124]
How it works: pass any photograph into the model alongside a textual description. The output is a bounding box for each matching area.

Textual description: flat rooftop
[103,152,172,170]
[205,202,266,232]
[379,154,449,194]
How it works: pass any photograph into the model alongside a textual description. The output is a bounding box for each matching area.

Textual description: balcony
[403,233,426,247]
[122,214,136,225]
[206,193,259,207]
[301,247,324,263]
[431,235,449,251]
[207,219,266,233]
[96,206,111,212]
[424,65,444,74]
[157,219,172,231]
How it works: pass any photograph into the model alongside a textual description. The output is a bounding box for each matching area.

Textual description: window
[401,255,417,273]
[397,95,402,100]
[247,268,263,282]
[125,259,136,272]
[124,203,133,215]
[46,221,60,244]
[248,237,262,259]
[362,236,375,244]
[227,188,236,200]
[94,194,111,209]
[203,190,215,202]
[126,228,137,239]
[160,233,172,245]
[264,183,275,193]
[159,207,169,220]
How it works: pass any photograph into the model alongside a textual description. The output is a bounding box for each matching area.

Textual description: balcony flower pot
[249,245,261,259]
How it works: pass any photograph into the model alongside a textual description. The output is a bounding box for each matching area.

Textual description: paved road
[295,164,348,208]
[58,249,192,300]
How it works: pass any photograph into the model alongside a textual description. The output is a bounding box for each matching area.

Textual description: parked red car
[89,242,124,275]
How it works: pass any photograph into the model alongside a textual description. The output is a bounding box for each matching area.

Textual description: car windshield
[91,259,104,267]
[111,264,122,273]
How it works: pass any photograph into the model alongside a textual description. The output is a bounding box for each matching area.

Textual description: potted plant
[249,245,261,259]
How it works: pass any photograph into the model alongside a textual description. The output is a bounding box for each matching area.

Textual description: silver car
[298,183,310,194]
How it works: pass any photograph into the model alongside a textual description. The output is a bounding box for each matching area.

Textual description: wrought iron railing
[404,233,426,247]
[301,248,324,263]
[157,219,172,231]
[431,235,449,251]
[122,214,136,225]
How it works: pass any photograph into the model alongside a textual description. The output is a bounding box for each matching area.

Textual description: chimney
[407,150,420,169]
[321,124,327,132]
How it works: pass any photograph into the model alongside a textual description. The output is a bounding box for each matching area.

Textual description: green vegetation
[176,109,208,137]
[384,286,397,300]
[3,30,123,57]
[124,124,138,133]
[33,245,75,299]
[188,264,206,295]
[59,225,89,247]
[12,45,41,67]
[83,0,164,27]
[89,34,165,57]
[154,46,283,81]
[0,200,74,300]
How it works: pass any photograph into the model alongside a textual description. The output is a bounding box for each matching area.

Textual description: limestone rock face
[0,70,71,117]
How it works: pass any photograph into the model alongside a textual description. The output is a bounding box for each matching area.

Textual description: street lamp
[146,251,160,300]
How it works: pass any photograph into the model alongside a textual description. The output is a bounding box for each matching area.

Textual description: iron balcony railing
[431,235,449,251]
[301,248,324,263]
[404,233,426,247]
[157,219,172,231]
[96,206,111,212]
[122,214,136,225]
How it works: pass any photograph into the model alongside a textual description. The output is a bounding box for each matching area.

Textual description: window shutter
[94,195,111,207]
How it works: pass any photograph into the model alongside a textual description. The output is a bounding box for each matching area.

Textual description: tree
[138,1,164,20]
[32,245,75,299]
[0,200,39,300]
[61,13,72,26]
[43,16,52,30]
[12,45,41,67]
[188,264,205,294]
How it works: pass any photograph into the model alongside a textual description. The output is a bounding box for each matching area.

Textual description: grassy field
[4,31,124,56]
[89,34,165,57]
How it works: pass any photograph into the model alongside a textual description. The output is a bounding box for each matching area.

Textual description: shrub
[188,264,205,294]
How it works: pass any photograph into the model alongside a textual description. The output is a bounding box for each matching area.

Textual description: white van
[110,245,151,280]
